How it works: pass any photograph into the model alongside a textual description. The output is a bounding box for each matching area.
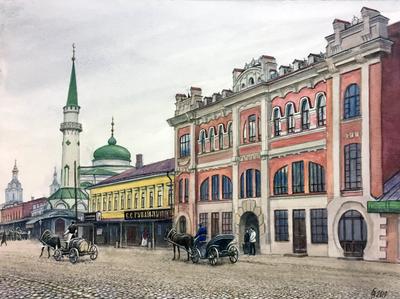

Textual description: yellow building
[85,157,174,247]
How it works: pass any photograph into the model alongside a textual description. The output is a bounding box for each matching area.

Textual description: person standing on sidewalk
[244,229,250,255]
[1,231,7,246]
[249,227,257,256]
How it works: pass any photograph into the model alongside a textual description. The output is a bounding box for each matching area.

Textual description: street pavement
[0,240,399,298]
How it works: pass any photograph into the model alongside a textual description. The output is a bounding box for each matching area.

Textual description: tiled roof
[379,171,400,200]
[92,158,174,187]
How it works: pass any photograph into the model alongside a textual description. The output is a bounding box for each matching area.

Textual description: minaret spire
[108,117,117,145]
[66,43,78,107]
[111,117,114,137]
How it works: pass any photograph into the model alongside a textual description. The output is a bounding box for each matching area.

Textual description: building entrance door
[55,218,65,237]
[127,226,137,246]
[239,211,259,252]
[293,209,307,254]
[338,210,367,257]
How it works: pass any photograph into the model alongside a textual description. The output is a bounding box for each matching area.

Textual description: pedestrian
[1,231,7,247]
[141,228,149,247]
[244,228,250,255]
[249,227,257,256]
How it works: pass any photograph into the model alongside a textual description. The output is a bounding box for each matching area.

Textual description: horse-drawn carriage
[54,237,98,264]
[39,229,98,264]
[165,229,239,266]
[191,234,239,265]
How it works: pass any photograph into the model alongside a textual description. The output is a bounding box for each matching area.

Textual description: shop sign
[124,209,173,220]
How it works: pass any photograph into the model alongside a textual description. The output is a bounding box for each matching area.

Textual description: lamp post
[39,219,42,237]
[74,161,78,221]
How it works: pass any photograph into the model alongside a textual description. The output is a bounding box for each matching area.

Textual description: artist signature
[371,288,388,298]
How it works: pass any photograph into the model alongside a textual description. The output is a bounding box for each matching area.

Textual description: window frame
[317,94,326,126]
[301,99,310,130]
[344,84,361,120]
[344,143,362,190]
[200,178,209,201]
[274,210,289,241]
[286,103,295,133]
[222,212,233,234]
[309,162,326,193]
[179,134,191,158]
[248,114,256,142]
[292,161,305,193]
[310,209,328,244]
[274,166,288,195]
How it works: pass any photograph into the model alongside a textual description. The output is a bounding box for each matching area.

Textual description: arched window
[246,169,253,198]
[301,99,310,130]
[180,134,190,157]
[344,84,360,119]
[212,175,219,200]
[255,170,261,197]
[218,125,224,150]
[317,94,326,126]
[243,121,247,143]
[286,103,295,133]
[273,108,281,136]
[248,77,255,85]
[227,123,233,147]
[199,130,206,153]
[209,127,215,151]
[248,114,256,142]
[241,83,246,89]
[240,173,245,198]
[344,143,362,190]
[309,162,325,192]
[274,166,288,195]
[222,176,232,199]
[178,179,183,203]
[179,216,187,234]
[200,178,209,201]
[338,210,367,257]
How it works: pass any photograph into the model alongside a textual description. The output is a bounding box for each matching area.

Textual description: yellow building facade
[85,158,174,247]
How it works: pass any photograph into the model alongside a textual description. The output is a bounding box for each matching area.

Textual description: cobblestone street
[0,241,399,298]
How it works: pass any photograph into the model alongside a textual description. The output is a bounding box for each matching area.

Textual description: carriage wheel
[228,245,239,264]
[69,248,79,264]
[208,247,219,266]
[191,248,200,264]
[89,244,98,260]
[54,249,62,261]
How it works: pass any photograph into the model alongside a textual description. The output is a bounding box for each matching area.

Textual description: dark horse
[165,228,193,261]
[39,229,61,258]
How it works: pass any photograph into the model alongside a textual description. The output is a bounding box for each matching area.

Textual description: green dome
[93,136,131,162]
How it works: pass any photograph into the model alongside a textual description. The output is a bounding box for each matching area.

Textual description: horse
[165,228,194,261]
[39,229,61,258]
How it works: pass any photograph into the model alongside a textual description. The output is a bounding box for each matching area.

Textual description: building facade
[86,157,174,247]
[168,8,400,262]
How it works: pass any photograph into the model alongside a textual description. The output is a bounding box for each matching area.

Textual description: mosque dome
[92,119,131,162]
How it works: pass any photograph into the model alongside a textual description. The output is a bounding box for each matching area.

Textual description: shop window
[222,212,232,234]
[274,210,288,241]
[311,209,328,243]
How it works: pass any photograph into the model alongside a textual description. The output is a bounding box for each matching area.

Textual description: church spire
[12,160,18,178]
[66,43,78,107]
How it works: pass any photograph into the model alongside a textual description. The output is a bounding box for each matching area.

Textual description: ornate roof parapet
[326,7,389,57]
[175,86,203,115]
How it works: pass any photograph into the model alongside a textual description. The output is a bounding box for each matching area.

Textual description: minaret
[5,160,23,203]
[49,167,61,196]
[60,44,82,188]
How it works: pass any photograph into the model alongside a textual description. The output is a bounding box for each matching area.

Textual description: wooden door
[293,209,307,254]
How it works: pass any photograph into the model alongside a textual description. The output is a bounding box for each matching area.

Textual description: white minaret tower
[60,44,82,188]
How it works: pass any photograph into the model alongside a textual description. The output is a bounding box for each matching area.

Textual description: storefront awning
[367,200,400,213]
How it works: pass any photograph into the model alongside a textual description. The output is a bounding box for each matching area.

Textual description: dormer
[292,59,306,71]
[174,87,203,115]
[278,65,292,76]
[307,53,324,65]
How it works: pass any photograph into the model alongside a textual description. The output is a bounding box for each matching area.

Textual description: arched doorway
[239,212,259,251]
[338,210,367,257]
[55,218,65,237]
[178,216,187,233]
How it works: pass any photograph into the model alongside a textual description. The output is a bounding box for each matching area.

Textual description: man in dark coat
[195,223,207,248]
[244,228,250,255]
[1,231,7,246]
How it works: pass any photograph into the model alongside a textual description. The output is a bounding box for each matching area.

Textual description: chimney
[260,55,277,81]
[136,154,143,168]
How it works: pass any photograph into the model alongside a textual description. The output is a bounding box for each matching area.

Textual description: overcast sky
[1,0,400,202]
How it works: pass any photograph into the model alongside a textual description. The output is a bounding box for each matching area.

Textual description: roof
[379,171,400,200]
[91,158,174,187]
[66,59,78,107]
[79,168,118,176]
[48,187,88,201]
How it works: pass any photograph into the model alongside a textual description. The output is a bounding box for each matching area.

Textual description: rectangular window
[211,212,219,238]
[168,184,173,206]
[127,193,132,209]
[311,209,328,243]
[108,194,112,211]
[184,178,189,201]
[255,170,261,197]
[149,191,154,208]
[199,213,208,230]
[222,212,232,234]
[248,114,256,142]
[134,193,138,209]
[212,175,219,200]
[178,179,183,203]
[292,161,304,193]
[114,194,118,210]
[274,210,288,241]
[141,192,145,208]
[120,193,125,210]
[309,162,326,193]
[344,143,362,190]
[222,176,232,199]
[246,169,253,198]
[180,134,191,157]
[157,187,163,207]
